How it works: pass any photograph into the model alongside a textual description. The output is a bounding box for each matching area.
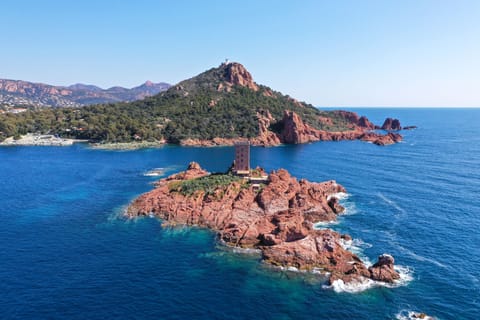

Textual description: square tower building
[234,141,250,174]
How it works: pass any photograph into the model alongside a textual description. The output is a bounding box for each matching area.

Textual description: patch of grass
[169,173,244,197]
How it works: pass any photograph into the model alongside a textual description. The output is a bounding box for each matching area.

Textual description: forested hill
[0,62,361,143]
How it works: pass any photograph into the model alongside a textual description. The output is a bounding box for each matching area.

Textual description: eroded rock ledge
[180,110,404,147]
[127,162,400,285]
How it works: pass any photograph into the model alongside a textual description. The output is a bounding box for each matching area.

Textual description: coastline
[0,134,87,146]
[89,140,165,150]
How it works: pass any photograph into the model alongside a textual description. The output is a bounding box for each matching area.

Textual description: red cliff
[179,110,403,147]
[223,62,259,91]
[381,118,402,131]
[278,110,402,146]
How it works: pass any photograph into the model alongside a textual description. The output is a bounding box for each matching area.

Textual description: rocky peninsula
[127,162,400,286]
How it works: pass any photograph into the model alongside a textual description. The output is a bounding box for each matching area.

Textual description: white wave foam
[341,201,358,215]
[327,192,349,201]
[230,247,262,255]
[143,167,165,176]
[313,220,339,229]
[217,240,262,256]
[326,277,376,293]
[274,265,304,273]
[329,192,358,216]
[339,238,373,261]
[323,265,414,293]
[312,268,329,275]
[396,310,437,320]
[377,192,406,215]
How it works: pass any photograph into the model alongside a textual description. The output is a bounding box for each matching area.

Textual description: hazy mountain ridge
[0,79,171,107]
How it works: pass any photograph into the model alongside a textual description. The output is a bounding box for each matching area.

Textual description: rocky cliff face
[278,110,403,146]
[381,118,402,131]
[0,79,170,107]
[223,62,259,91]
[281,110,321,144]
[128,162,400,285]
[333,110,377,130]
[178,109,403,147]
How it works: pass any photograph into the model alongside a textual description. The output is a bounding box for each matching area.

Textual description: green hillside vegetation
[0,64,355,143]
[168,173,244,197]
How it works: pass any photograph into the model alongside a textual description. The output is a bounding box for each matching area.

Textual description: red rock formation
[262,229,372,284]
[281,110,321,144]
[164,161,209,181]
[224,62,259,91]
[361,132,403,146]
[251,110,281,146]
[368,254,401,283]
[128,163,400,285]
[179,110,403,147]
[332,111,377,130]
[381,118,402,131]
[279,110,402,146]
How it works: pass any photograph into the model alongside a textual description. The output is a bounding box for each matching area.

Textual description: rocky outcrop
[381,118,402,131]
[128,163,400,285]
[223,62,259,91]
[281,110,321,144]
[279,110,402,146]
[179,110,403,147]
[333,111,377,130]
[361,132,403,145]
[368,254,400,283]
[251,110,281,146]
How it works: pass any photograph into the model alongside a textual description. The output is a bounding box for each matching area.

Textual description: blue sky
[1,0,479,107]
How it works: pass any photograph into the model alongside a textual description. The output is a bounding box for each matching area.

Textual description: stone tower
[234,141,250,174]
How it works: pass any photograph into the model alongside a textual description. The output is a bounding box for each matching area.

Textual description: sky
[1,0,479,107]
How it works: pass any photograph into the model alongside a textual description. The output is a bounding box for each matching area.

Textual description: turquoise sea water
[0,108,479,319]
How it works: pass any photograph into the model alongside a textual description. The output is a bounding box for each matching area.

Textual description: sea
[0,108,479,319]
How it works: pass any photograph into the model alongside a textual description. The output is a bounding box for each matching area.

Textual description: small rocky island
[128,143,400,286]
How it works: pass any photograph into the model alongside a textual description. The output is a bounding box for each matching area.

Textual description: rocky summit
[127,162,401,285]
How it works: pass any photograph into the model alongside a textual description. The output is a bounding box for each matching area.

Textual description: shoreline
[0,134,87,147]
[89,141,165,150]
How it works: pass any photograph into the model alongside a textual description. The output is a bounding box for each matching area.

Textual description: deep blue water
[0,108,479,319]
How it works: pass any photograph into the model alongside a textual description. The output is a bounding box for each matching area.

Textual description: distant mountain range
[0,79,171,107]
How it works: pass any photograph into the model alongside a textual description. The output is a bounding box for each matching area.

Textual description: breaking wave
[313,220,339,229]
[332,192,358,216]
[323,265,414,293]
[327,192,349,201]
[395,310,437,320]
[143,167,165,177]
[339,238,373,261]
